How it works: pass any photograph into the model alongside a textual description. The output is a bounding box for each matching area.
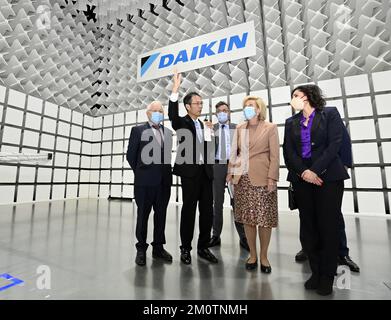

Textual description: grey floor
[0,198,390,300]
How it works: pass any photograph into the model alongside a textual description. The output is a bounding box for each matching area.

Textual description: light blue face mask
[243,106,256,120]
[217,112,229,124]
[151,111,164,125]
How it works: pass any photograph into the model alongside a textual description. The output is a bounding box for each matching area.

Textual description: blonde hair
[243,96,267,121]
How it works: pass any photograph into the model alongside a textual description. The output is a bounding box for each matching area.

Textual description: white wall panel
[99,184,110,198]
[35,185,51,201]
[0,186,14,204]
[45,102,58,118]
[271,86,291,105]
[0,165,17,182]
[103,114,113,127]
[68,154,80,167]
[22,130,39,147]
[27,96,43,114]
[42,118,57,133]
[58,121,70,136]
[0,85,6,103]
[347,97,373,117]
[72,112,83,125]
[125,111,137,124]
[53,169,66,183]
[352,143,380,164]
[372,70,391,92]
[2,126,21,144]
[5,107,23,126]
[344,74,370,95]
[375,94,391,115]
[56,137,69,151]
[17,185,34,203]
[37,168,52,182]
[69,140,81,153]
[66,185,78,198]
[25,112,41,130]
[18,167,36,182]
[354,167,382,188]
[349,119,376,140]
[8,89,26,108]
[378,118,391,138]
[357,192,385,214]
[59,107,71,122]
[52,185,65,200]
[318,78,342,98]
[71,125,82,139]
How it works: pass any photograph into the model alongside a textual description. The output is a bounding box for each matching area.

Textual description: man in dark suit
[168,72,218,265]
[208,101,249,251]
[127,101,173,266]
[294,107,360,273]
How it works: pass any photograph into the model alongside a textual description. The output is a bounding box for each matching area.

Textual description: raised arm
[168,71,182,131]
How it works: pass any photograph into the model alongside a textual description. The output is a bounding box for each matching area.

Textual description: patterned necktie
[220,124,226,161]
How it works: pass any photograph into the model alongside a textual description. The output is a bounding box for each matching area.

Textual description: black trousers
[293,180,344,277]
[134,182,171,252]
[299,209,350,257]
[180,165,213,251]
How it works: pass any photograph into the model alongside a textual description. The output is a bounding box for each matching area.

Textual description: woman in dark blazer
[283,85,349,296]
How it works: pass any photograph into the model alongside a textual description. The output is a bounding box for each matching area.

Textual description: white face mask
[290,97,305,111]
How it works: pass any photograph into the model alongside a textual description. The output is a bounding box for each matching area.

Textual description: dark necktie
[152,125,163,146]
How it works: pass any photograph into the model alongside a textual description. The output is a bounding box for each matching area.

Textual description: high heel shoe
[245,258,258,270]
[260,264,272,274]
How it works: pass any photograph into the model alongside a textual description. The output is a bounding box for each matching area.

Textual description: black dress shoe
[304,274,320,290]
[245,258,258,270]
[180,249,191,265]
[338,255,360,273]
[260,264,272,274]
[239,239,250,251]
[152,248,173,262]
[295,249,308,262]
[316,276,334,296]
[197,248,218,263]
[135,251,146,266]
[208,236,221,248]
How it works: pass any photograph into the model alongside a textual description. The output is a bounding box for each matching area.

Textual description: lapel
[184,114,196,135]
[310,110,323,141]
[292,113,302,150]
[248,121,267,150]
[144,122,153,142]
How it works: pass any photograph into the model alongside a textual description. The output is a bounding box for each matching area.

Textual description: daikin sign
[137,21,256,82]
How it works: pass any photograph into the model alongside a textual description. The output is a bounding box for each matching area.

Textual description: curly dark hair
[291,85,326,110]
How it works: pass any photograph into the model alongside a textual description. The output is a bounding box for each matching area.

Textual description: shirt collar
[300,110,316,124]
[148,121,161,129]
[219,122,229,127]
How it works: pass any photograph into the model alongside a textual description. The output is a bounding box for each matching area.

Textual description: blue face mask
[243,106,256,120]
[217,112,228,124]
[151,111,164,125]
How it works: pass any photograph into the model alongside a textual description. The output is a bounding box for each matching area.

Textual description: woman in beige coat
[227,96,280,273]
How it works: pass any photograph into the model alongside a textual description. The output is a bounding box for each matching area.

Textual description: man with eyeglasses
[168,71,218,265]
[209,101,249,251]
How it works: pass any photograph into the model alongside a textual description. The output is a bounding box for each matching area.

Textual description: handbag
[288,183,298,210]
